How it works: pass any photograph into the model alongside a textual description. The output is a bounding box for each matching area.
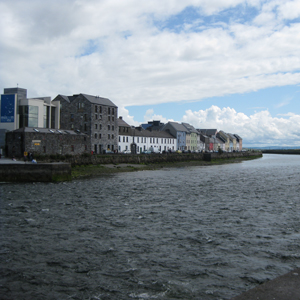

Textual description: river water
[1,154,300,300]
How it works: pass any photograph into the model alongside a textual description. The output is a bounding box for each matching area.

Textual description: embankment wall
[0,163,72,182]
[38,151,261,166]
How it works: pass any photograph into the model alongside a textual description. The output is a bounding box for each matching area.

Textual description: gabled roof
[163,122,188,132]
[182,123,198,133]
[117,117,131,127]
[81,94,117,107]
[198,129,217,136]
[227,133,237,140]
[234,134,242,140]
[53,93,117,107]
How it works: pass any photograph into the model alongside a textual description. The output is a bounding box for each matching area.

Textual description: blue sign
[1,94,15,123]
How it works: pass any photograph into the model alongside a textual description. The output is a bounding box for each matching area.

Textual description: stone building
[53,93,118,154]
[6,127,90,158]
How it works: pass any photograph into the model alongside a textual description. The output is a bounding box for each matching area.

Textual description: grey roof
[119,127,175,139]
[198,129,217,136]
[227,133,237,140]
[12,127,87,136]
[234,134,242,140]
[182,123,198,133]
[163,122,188,132]
[53,93,117,107]
[81,94,117,107]
[117,117,131,127]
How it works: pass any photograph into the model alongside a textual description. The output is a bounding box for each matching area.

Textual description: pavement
[231,268,300,300]
[0,157,27,164]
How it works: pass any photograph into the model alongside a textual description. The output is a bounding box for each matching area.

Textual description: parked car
[122,150,131,154]
[142,150,152,154]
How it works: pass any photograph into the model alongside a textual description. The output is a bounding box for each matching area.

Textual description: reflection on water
[1,154,300,299]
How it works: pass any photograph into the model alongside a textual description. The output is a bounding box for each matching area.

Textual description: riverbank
[0,152,262,182]
[71,154,262,179]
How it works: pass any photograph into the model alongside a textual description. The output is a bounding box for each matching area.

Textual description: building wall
[57,94,118,154]
[6,130,91,158]
[1,88,59,131]
[118,134,176,153]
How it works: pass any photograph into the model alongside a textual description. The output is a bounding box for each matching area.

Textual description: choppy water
[1,154,300,300]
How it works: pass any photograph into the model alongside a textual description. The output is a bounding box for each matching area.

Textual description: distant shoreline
[262,149,300,155]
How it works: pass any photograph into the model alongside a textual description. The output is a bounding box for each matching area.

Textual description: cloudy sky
[1,0,300,147]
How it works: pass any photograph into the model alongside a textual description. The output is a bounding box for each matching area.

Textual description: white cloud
[181,105,300,146]
[1,0,300,146]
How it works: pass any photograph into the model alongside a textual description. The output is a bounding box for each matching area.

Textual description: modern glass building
[0,87,60,131]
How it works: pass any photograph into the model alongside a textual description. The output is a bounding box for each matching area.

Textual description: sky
[1,0,300,147]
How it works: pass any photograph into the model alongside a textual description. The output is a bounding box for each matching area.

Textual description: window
[108,116,110,121]
[112,134,114,139]
[71,114,74,122]
[137,137,139,143]
[95,114,98,119]
[71,145,74,152]
[108,125,110,130]
[99,134,102,139]
[119,136,121,142]
[126,137,128,142]
[85,145,87,150]
[100,106,102,113]
[95,133,97,138]
[99,115,102,120]
[95,124,98,129]
[112,125,114,131]
[112,108,114,115]
[95,106,97,113]
[108,134,110,139]
[123,137,125,142]
[161,138,163,143]
[108,107,111,114]
[112,116,114,121]
[84,124,87,131]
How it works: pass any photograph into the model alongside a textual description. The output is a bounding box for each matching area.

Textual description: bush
[218,148,223,154]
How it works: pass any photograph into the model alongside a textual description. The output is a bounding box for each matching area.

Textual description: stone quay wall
[0,163,72,182]
[37,151,262,166]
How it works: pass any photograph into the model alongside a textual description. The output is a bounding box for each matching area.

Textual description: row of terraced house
[0,87,242,157]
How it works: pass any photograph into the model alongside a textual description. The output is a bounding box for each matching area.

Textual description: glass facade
[19,105,38,128]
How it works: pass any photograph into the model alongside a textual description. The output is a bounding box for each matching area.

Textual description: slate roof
[117,117,131,127]
[11,127,87,135]
[227,133,237,140]
[163,122,188,132]
[198,129,217,136]
[234,134,242,140]
[54,93,117,107]
[182,123,198,133]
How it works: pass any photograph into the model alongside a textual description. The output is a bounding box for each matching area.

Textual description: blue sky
[127,85,300,124]
[1,0,300,146]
